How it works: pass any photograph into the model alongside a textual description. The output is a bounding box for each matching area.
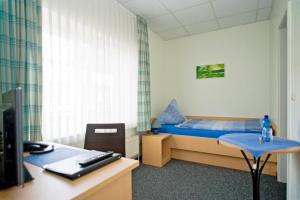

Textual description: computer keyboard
[76,151,114,167]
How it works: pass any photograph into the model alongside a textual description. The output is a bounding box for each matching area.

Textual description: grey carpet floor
[132,159,286,200]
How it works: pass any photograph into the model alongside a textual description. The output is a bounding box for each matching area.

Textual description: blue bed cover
[154,124,261,139]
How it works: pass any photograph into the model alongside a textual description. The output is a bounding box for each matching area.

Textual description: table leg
[240,150,271,200]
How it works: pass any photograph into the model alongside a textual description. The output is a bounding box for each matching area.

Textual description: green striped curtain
[0,0,42,141]
[137,16,151,132]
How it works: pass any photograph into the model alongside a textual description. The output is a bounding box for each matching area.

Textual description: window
[42,0,137,144]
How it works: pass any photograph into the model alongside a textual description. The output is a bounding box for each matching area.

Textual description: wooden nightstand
[142,133,171,167]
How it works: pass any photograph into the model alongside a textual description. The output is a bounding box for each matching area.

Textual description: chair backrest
[84,123,125,156]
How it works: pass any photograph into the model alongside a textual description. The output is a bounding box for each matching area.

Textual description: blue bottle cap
[264,115,269,119]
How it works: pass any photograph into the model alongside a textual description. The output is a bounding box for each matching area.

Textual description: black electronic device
[23,142,54,154]
[77,150,114,167]
[44,151,121,180]
[0,87,24,189]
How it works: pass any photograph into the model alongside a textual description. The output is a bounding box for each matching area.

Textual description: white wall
[286,0,300,199]
[269,0,289,184]
[149,30,167,116]
[150,21,270,118]
[269,0,288,128]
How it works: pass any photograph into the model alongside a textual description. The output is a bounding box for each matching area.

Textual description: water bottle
[261,115,269,127]
[265,127,273,142]
[262,126,267,141]
[261,115,273,142]
[261,115,268,141]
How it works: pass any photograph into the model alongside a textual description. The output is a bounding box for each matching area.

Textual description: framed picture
[196,63,225,79]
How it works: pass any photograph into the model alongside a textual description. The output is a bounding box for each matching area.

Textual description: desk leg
[241,150,271,200]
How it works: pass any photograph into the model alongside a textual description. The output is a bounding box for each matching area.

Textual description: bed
[142,116,277,176]
[154,118,262,137]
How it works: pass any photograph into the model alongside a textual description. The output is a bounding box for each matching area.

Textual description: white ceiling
[116,0,273,40]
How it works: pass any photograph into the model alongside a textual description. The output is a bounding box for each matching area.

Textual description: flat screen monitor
[0,87,24,188]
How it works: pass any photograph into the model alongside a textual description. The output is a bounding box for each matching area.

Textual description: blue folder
[24,147,85,168]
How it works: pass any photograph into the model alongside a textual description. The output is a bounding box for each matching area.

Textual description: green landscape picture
[196,63,225,79]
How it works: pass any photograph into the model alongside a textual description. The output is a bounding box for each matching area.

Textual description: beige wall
[149,21,270,118]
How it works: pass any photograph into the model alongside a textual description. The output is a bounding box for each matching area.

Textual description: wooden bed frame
[142,116,277,176]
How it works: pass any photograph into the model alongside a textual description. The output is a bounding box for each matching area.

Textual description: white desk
[0,145,139,200]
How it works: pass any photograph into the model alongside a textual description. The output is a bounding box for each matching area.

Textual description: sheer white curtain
[42,0,138,145]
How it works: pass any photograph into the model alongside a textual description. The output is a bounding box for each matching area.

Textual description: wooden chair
[84,123,126,156]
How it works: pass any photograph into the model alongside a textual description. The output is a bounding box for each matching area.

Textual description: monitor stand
[23,165,34,184]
